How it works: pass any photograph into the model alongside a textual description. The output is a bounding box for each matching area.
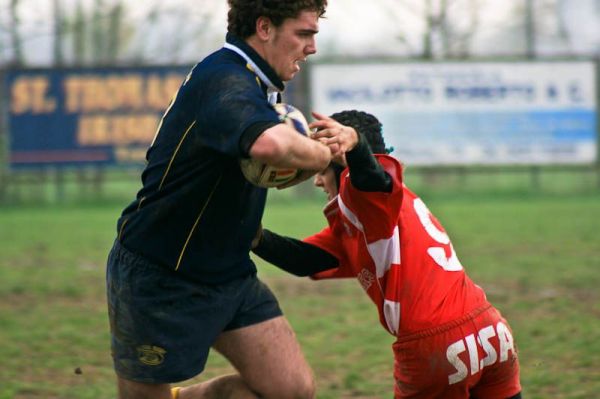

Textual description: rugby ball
[240,103,310,188]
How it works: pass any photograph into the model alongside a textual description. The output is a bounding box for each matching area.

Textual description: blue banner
[5,66,191,168]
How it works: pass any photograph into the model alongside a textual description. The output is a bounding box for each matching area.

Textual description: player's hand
[310,111,359,159]
[276,169,318,190]
[313,137,341,162]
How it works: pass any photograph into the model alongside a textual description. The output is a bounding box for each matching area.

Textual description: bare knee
[213,316,316,399]
[260,371,315,399]
[293,372,316,399]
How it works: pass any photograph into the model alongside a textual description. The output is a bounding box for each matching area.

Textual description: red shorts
[393,304,521,399]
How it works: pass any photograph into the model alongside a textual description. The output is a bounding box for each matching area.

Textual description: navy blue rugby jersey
[116,34,284,284]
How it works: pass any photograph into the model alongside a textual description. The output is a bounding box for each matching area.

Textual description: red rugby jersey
[306,155,489,336]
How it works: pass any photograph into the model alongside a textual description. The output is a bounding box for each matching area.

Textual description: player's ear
[255,16,272,41]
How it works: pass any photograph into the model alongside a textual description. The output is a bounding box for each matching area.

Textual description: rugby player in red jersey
[253,110,522,399]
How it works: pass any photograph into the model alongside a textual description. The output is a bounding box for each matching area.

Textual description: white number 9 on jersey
[414,198,463,271]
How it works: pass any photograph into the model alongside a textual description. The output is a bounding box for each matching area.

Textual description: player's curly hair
[227,0,328,39]
[329,110,387,154]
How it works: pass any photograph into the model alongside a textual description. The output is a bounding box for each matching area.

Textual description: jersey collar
[224,33,284,104]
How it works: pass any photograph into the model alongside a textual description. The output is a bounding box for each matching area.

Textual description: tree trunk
[92,0,106,64]
[9,0,24,66]
[439,0,449,57]
[106,3,124,62]
[422,0,434,59]
[53,0,64,66]
[525,0,536,58]
[72,0,87,65]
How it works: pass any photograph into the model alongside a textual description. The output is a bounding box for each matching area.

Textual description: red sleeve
[304,227,355,279]
[339,155,404,243]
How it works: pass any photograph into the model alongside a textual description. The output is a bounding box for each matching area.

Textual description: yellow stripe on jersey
[117,197,145,241]
[118,218,128,241]
[175,173,223,271]
[151,65,196,148]
[158,120,197,190]
[245,63,261,88]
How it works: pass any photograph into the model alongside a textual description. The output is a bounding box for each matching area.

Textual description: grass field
[1,177,599,398]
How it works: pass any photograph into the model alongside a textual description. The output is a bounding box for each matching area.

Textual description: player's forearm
[346,132,392,192]
[250,125,331,170]
[252,229,338,276]
[276,138,331,170]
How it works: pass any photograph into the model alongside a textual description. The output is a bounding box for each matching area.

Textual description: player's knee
[261,372,315,399]
[295,372,316,399]
[289,368,315,399]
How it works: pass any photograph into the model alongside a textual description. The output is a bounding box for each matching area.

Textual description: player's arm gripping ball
[240,103,312,188]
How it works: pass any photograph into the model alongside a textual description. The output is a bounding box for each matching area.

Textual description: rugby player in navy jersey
[106,1,330,398]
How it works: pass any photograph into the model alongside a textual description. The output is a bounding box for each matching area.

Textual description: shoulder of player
[190,64,261,97]
[374,154,400,166]
[375,154,403,176]
[195,51,260,84]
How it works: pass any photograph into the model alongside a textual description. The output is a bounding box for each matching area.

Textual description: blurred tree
[124,0,223,64]
[525,0,536,58]
[71,0,86,65]
[91,0,107,63]
[53,0,65,65]
[1,0,598,66]
[379,0,599,59]
[128,3,161,63]
[54,0,128,65]
[106,2,125,63]
[506,0,578,58]
[422,0,434,58]
[555,0,572,50]
[8,0,24,66]
[380,0,481,59]
[0,18,5,63]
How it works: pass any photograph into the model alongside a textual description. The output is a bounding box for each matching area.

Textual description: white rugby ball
[240,103,310,188]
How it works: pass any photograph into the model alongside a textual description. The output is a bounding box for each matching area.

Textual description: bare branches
[0,0,597,66]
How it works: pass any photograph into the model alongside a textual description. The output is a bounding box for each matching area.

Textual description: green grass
[1,186,599,398]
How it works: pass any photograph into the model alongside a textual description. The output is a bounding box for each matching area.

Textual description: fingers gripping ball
[240,103,310,188]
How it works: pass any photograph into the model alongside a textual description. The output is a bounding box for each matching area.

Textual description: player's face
[265,10,319,81]
[314,167,338,201]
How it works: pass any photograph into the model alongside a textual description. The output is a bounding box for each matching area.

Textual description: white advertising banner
[310,62,597,166]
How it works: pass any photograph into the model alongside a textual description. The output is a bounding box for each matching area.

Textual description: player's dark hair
[227,0,328,39]
[329,110,387,154]
[327,110,387,191]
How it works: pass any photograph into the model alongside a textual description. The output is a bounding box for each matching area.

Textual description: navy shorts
[106,240,283,383]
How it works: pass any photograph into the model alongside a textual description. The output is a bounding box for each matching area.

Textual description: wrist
[347,132,367,156]
[347,127,360,151]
